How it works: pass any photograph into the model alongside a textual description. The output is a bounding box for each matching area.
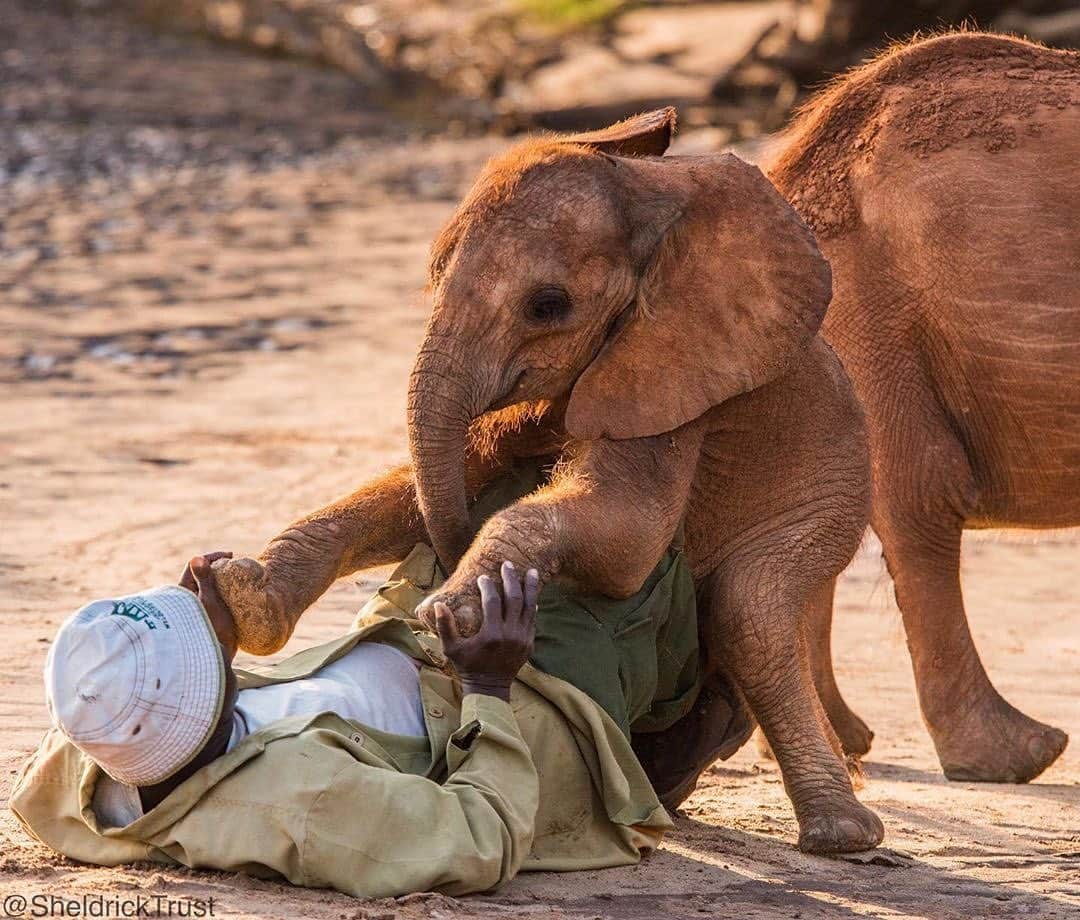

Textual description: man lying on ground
[12,532,747,898]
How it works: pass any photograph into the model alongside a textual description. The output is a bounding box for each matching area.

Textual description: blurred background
[100,0,1080,135]
[7,1,1080,180]
[4,0,1079,384]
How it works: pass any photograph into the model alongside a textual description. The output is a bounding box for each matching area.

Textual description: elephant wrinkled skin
[769,32,1077,783]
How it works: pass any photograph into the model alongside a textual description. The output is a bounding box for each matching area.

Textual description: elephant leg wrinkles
[704,547,883,854]
[211,413,561,654]
[867,362,1068,782]
[878,509,1069,783]
[757,577,875,764]
[421,430,702,633]
[804,578,874,758]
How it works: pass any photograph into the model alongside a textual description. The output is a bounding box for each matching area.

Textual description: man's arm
[301,691,539,897]
[258,564,540,896]
[311,563,539,895]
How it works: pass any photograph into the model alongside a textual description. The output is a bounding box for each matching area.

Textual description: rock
[23,353,58,374]
[833,848,916,868]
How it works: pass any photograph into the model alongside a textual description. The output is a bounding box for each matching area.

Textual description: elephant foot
[797,801,884,855]
[415,592,484,638]
[830,707,874,759]
[933,695,1068,783]
[211,556,294,655]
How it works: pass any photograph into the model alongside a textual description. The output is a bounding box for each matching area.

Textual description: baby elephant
[215,110,879,853]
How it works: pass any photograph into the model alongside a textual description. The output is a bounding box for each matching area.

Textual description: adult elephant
[212,110,882,853]
[768,32,1077,782]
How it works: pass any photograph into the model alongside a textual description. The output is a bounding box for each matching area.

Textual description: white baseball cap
[44,585,226,787]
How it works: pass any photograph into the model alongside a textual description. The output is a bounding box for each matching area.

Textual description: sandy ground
[2,5,1078,919]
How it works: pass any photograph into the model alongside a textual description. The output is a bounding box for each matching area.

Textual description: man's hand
[179,551,239,663]
[434,561,538,702]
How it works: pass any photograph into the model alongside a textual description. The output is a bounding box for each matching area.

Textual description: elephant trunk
[407,344,483,571]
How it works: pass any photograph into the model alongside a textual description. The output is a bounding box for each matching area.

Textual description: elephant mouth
[488,368,528,411]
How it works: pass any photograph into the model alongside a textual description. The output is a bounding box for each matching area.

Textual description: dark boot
[632,671,754,810]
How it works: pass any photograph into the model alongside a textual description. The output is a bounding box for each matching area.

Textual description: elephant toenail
[836,818,861,840]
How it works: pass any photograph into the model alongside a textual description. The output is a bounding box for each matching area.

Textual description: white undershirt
[226,642,428,751]
[93,641,428,829]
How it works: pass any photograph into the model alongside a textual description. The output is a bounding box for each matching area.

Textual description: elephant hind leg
[757,578,873,764]
[804,578,874,758]
[872,410,1068,782]
[881,513,1068,782]
[707,559,883,854]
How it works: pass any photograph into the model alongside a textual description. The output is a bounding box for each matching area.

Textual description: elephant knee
[706,572,803,665]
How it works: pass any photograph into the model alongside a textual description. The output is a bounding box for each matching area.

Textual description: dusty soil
[1,4,1078,919]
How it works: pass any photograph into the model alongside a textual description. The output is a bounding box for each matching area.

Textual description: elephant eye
[524,286,572,324]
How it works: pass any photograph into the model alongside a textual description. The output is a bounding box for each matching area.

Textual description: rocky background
[6,0,1079,201]
[77,0,1080,134]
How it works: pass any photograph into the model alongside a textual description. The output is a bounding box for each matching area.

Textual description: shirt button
[427,706,444,719]
[350,733,364,745]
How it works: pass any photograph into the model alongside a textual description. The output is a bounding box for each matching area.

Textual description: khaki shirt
[11,611,671,898]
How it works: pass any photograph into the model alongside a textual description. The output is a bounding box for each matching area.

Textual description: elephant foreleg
[214,406,565,653]
[212,463,430,654]
[421,431,702,631]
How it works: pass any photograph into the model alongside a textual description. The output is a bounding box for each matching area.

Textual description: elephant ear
[564,107,677,158]
[565,153,832,441]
